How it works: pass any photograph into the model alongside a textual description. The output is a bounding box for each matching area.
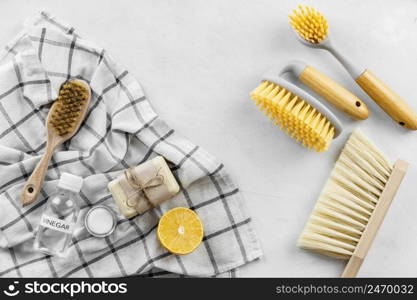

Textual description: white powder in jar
[85,206,116,237]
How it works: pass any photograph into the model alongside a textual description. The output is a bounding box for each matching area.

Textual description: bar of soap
[108,156,180,218]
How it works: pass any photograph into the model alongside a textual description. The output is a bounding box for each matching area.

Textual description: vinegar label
[40,215,75,234]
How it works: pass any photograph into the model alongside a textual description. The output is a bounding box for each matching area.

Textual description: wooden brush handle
[342,256,363,278]
[342,159,409,278]
[356,70,417,129]
[299,65,369,120]
[21,145,55,206]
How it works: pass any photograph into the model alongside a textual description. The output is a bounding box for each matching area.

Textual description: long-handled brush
[289,5,417,129]
[21,80,91,206]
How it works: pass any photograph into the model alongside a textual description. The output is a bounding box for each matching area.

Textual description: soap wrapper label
[40,215,75,234]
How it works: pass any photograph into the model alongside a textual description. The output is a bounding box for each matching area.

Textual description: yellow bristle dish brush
[21,79,91,206]
[289,5,417,130]
[298,129,409,277]
[251,59,368,152]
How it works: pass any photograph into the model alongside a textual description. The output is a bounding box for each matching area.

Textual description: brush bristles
[298,130,393,259]
[49,80,89,136]
[289,5,328,44]
[250,81,334,152]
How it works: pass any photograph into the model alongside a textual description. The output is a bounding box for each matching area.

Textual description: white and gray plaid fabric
[0,12,262,278]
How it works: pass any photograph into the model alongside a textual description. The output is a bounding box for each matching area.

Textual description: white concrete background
[1,0,417,277]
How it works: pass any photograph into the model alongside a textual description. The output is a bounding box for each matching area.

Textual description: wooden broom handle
[356,70,417,130]
[342,159,409,278]
[21,144,55,206]
[299,65,369,120]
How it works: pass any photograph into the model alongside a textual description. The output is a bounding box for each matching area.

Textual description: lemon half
[157,207,204,255]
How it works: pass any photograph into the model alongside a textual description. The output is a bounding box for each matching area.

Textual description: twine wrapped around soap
[124,167,164,209]
[108,156,180,218]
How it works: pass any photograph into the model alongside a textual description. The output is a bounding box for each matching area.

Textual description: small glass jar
[84,205,116,238]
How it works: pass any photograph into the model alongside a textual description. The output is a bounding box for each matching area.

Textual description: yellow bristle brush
[21,79,91,206]
[298,129,409,277]
[289,5,417,129]
[251,60,368,152]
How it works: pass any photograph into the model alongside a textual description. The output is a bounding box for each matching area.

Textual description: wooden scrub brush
[298,129,409,277]
[251,61,367,152]
[21,79,91,206]
[289,5,417,129]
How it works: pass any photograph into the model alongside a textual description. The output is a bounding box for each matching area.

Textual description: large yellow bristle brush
[289,5,417,130]
[21,80,91,206]
[298,129,409,277]
[251,60,368,152]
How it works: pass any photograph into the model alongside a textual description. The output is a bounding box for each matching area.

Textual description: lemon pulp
[157,207,204,255]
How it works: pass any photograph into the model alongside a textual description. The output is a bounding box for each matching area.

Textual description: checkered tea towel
[0,12,262,278]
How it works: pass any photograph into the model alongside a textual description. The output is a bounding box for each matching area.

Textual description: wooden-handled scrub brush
[21,80,91,206]
[298,129,409,277]
[251,60,367,152]
[289,5,417,129]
